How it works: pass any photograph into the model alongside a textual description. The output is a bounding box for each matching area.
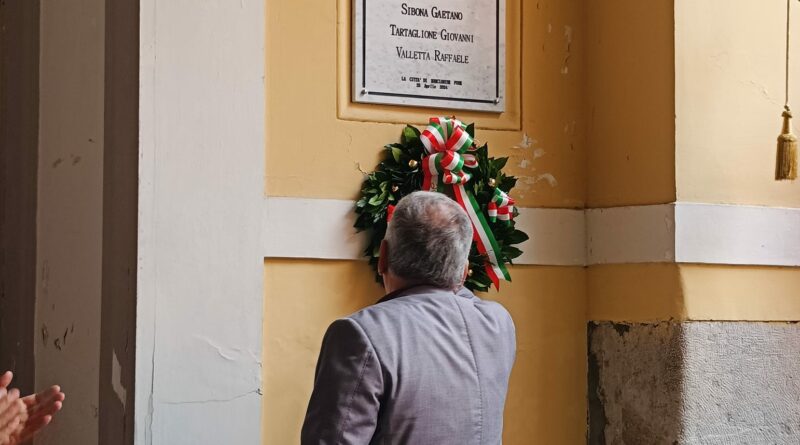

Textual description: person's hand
[0,371,65,444]
[0,387,26,445]
[0,372,13,390]
[9,386,64,444]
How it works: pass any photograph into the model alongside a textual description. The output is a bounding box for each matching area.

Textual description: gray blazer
[301,285,516,445]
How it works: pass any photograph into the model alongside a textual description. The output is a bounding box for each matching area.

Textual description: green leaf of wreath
[402,125,421,144]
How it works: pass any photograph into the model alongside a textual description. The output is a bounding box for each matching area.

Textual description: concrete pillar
[35,0,106,442]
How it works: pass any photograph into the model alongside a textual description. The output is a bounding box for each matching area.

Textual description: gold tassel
[776,0,797,181]
[776,107,798,180]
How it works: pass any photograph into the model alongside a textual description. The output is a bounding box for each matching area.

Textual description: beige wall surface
[263,261,587,445]
[679,264,800,321]
[676,0,800,207]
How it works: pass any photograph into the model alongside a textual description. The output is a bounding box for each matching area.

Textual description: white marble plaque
[353,0,505,112]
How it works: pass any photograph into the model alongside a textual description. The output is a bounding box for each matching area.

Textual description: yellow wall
[266,0,586,208]
[586,1,800,327]
[264,0,800,443]
[587,264,686,322]
[675,0,800,207]
[262,261,383,444]
[585,0,676,208]
[588,264,800,322]
[264,0,590,442]
[680,265,800,321]
[583,0,800,209]
[495,266,587,445]
[263,261,587,445]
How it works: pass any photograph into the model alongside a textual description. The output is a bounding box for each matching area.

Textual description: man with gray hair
[301,191,516,444]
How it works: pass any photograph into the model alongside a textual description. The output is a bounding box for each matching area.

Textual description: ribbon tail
[421,157,432,191]
[452,184,511,291]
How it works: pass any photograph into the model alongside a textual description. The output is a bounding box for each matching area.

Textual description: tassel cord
[776,0,798,181]
[786,0,791,112]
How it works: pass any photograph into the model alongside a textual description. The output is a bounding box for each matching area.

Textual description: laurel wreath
[354,123,528,292]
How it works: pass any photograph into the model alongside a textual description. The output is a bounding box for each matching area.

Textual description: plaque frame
[352,0,506,113]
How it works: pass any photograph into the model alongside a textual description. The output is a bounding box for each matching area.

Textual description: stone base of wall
[588,322,800,445]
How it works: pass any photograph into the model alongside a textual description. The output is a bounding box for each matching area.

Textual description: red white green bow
[420,117,478,191]
[488,188,515,224]
[420,117,511,290]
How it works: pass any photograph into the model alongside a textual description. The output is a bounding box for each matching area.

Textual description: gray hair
[385,191,473,290]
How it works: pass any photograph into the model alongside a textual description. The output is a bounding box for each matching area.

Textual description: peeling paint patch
[515,173,558,190]
[612,323,630,337]
[112,350,127,406]
[41,261,49,295]
[561,26,573,75]
[512,136,549,195]
[513,133,534,149]
[744,80,777,103]
[198,336,258,364]
[537,173,558,187]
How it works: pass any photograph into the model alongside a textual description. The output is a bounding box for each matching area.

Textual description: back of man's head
[384,191,473,290]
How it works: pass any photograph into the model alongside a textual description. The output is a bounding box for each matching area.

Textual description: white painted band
[674,203,800,266]
[262,197,586,266]
[586,204,675,264]
[264,198,800,267]
[587,203,800,266]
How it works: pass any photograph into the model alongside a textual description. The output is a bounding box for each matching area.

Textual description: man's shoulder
[339,287,452,334]
[456,287,515,329]
[345,286,514,331]
[347,290,437,322]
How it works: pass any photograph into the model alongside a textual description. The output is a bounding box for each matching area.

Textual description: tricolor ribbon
[420,117,511,290]
[488,188,515,224]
